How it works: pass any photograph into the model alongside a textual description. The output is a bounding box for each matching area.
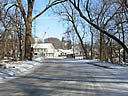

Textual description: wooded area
[53,0,128,63]
[0,0,128,64]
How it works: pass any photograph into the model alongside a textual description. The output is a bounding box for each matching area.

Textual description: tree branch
[86,0,92,21]
[104,6,121,27]
[16,0,27,24]
[32,0,67,21]
[69,0,128,53]
[124,0,128,8]
[5,4,18,19]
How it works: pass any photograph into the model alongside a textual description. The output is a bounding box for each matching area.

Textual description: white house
[32,43,56,58]
[32,37,85,59]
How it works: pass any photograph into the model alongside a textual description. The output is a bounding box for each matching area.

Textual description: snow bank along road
[0,58,128,96]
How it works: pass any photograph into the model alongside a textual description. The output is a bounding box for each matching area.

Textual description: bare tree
[0,0,19,60]
[53,2,88,58]
[69,0,128,57]
[14,0,67,60]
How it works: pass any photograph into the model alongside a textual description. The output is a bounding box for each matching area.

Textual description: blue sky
[32,0,66,40]
[32,16,66,40]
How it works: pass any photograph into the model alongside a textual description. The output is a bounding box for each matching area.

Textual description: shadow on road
[1,59,128,96]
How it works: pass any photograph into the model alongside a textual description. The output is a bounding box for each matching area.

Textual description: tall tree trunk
[90,27,93,59]
[1,42,6,59]
[105,45,108,62]
[117,26,121,63]
[121,24,126,63]
[110,41,113,63]
[24,24,32,60]
[100,31,105,61]
[118,33,121,64]
[19,30,22,60]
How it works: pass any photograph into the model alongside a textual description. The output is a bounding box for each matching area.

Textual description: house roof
[32,43,55,49]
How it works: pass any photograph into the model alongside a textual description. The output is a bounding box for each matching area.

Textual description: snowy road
[0,58,128,96]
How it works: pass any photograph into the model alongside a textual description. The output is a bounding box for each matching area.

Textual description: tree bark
[100,31,105,61]
[110,41,113,63]
[118,29,121,63]
[24,23,32,60]
[90,26,93,59]
[121,23,126,63]
[91,32,93,59]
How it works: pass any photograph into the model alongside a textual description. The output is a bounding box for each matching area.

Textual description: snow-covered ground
[0,57,44,83]
[79,59,128,69]
[0,57,128,83]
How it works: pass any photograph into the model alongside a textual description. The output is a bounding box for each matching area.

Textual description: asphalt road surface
[0,58,128,96]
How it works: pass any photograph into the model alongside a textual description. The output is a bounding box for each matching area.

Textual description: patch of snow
[78,59,128,69]
[0,57,44,83]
